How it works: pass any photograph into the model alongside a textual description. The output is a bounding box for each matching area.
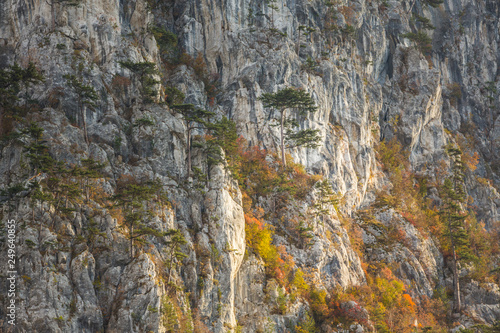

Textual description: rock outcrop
[0,0,499,331]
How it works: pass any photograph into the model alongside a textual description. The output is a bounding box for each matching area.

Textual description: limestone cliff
[0,0,499,332]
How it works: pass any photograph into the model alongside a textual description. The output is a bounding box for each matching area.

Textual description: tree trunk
[82,105,89,144]
[296,28,301,54]
[187,127,192,177]
[130,233,134,258]
[51,0,55,32]
[167,247,175,285]
[452,245,461,313]
[280,108,286,167]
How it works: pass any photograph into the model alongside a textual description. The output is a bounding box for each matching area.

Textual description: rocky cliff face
[0,0,499,332]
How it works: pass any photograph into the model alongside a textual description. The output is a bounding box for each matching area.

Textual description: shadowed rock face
[0,0,499,331]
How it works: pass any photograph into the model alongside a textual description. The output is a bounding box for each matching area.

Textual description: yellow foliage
[291,268,309,295]
[244,214,292,286]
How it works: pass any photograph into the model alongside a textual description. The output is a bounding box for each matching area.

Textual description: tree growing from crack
[439,144,476,314]
[64,73,98,144]
[112,178,168,258]
[171,104,215,177]
[259,87,320,166]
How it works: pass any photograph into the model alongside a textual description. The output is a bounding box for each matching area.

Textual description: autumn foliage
[244,214,293,286]
[232,137,320,214]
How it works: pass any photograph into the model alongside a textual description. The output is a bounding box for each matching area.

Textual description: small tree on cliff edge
[259,87,320,166]
[439,144,476,314]
[171,104,215,177]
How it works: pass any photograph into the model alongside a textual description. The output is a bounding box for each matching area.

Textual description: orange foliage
[111,74,131,89]
[380,266,395,281]
[376,138,441,235]
[339,5,357,25]
[401,293,416,310]
[234,137,318,214]
[464,151,479,171]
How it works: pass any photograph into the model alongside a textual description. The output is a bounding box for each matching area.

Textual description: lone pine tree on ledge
[440,144,475,315]
[259,87,320,166]
[171,104,215,177]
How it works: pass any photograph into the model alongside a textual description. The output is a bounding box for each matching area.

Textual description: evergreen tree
[44,163,82,226]
[296,25,316,54]
[84,216,107,252]
[119,61,160,102]
[171,104,215,177]
[296,25,307,54]
[149,26,179,63]
[200,116,240,171]
[266,0,279,28]
[23,122,55,175]
[0,63,44,136]
[79,158,106,202]
[112,178,168,258]
[423,0,443,7]
[64,74,98,144]
[259,87,320,166]
[312,179,338,223]
[164,229,188,285]
[295,311,317,333]
[439,145,474,314]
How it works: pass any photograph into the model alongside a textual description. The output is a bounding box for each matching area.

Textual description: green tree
[295,311,317,333]
[79,158,106,202]
[296,25,307,54]
[439,145,474,314]
[266,0,279,28]
[64,74,98,144]
[259,87,320,166]
[23,122,55,175]
[423,0,443,8]
[296,25,316,54]
[112,178,168,258]
[164,86,185,106]
[205,116,240,172]
[44,163,82,226]
[171,104,215,177]
[0,63,44,136]
[84,216,107,252]
[413,14,435,30]
[28,180,52,242]
[164,229,188,284]
[401,31,432,55]
[119,61,159,102]
[312,179,338,223]
[149,26,178,62]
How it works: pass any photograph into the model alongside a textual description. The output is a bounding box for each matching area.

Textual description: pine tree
[296,25,316,54]
[266,0,279,28]
[312,179,338,223]
[79,158,106,202]
[64,74,98,144]
[23,122,55,175]
[0,63,44,136]
[259,87,320,166]
[119,61,160,102]
[112,178,168,258]
[439,145,474,314]
[296,25,307,54]
[423,0,443,7]
[164,229,188,285]
[171,104,215,177]
[201,116,240,171]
